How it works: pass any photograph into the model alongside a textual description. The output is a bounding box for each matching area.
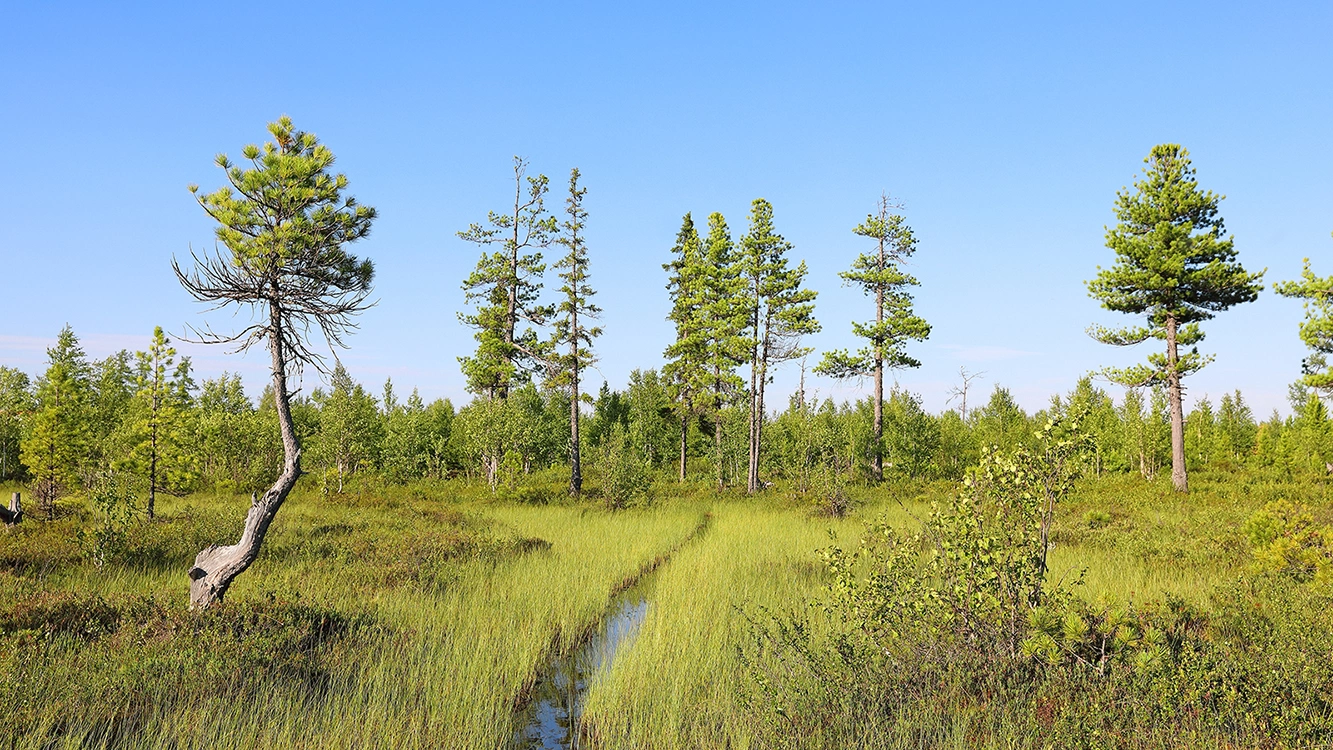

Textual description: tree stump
[0,492,22,526]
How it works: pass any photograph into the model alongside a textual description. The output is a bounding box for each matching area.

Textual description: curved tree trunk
[188,312,301,608]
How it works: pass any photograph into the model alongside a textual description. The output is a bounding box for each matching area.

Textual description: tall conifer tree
[550,168,602,495]
[457,157,557,400]
[816,195,931,482]
[662,214,709,482]
[21,325,91,518]
[738,199,820,493]
[1087,144,1263,492]
[699,213,749,489]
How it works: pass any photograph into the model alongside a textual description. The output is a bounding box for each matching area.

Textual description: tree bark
[188,306,302,608]
[747,297,761,494]
[872,233,885,483]
[569,335,582,495]
[1166,315,1188,493]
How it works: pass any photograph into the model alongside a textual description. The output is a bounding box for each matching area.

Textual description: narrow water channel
[515,592,650,749]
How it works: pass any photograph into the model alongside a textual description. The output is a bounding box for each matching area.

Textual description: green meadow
[5,466,1327,749]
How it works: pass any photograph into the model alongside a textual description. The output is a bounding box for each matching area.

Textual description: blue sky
[2,1,1329,416]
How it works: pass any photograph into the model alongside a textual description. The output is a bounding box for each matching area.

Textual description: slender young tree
[816,195,931,482]
[120,326,196,518]
[457,157,557,401]
[550,168,602,495]
[1274,254,1333,395]
[739,199,820,493]
[1087,144,1263,492]
[174,116,376,607]
[20,325,91,519]
[312,363,382,492]
[699,213,750,489]
[662,214,709,482]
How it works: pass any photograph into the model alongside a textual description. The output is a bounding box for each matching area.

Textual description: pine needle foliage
[550,168,602,494]
[20,325,92,518]
[1274,255,1333,394]
[739,199,820,493]
[816,194,932,482]
[118,326,197,518]
[457,157,558,399]
[174,116,377,370]
[1087,144,1263,491]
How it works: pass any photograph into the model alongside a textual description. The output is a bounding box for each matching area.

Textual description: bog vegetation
[3,120,1333,748]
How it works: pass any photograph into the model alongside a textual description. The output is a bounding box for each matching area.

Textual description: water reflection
[516,596,650,749]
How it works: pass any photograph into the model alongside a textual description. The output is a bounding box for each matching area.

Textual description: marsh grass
[1,469,1326,748]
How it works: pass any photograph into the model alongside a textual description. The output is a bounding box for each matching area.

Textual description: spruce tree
[1087,144,1263,493]
[662,213,709,482]
[1274,255,1333,394]
[816,195,931,482]
[174,116,376,607]
[738,199,820,493]
[699,213,749,489]
[21,325,91,518]
[549,168,602,495]
[119,326,197,518]
[457,156,557,400]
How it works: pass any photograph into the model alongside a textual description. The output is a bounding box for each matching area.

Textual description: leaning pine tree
[549,168,602,495]
[816,194,931,482]
[1087,144,1263,493]
[1274,252,1333,396]
[174,116,376,607]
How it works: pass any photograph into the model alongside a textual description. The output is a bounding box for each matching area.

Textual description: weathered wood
[0,491,21,526]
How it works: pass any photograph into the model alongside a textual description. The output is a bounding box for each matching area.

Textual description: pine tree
[549,168,602,495]
[662,213,709,483]
[1274,256,1333,395]
[119,327,197,518]
[175,116,376,607]
[738,199,820,493]
[1087,144,1264,493]
[21,325,91,518]
[457,157,557,400]
[816,195,931,482]
[699,213,750,489]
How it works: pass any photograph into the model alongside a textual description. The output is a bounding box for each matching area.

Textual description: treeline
[5,322,1332,515]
